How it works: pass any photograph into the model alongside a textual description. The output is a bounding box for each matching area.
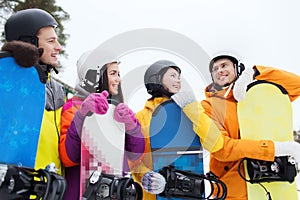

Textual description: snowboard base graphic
[80,103,125,197]
[150,100,204,199]
[237,80,298,200]
[0,54,45,168]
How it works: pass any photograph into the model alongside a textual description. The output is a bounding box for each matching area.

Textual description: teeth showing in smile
[219,75,227,81]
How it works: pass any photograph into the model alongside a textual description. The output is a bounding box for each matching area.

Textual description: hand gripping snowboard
[0,53,45,168]
[150,100,204,199]
[80,101,125,197]
[237,80,298,200]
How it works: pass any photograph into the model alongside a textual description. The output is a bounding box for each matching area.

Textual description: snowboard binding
[83,170,143,200]
[238,156,297,183]
[238,156,297,200]
[158,166,227,200]
[0,163,66,200]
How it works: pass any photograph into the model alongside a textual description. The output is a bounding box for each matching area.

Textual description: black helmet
[4,8,58,46]
[144,60,181,97]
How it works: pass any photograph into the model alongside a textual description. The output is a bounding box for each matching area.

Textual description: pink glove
[114,103,137,131]
[79,91,109,116]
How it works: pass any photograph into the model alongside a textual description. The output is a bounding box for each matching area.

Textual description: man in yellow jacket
[173,54,300,199]
[3,8,65,174]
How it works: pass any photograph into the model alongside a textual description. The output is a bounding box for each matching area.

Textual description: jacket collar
[144,97,169,112]
[205,83,235,100]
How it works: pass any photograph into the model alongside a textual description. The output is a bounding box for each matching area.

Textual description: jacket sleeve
[201,99,275,162]
[182,101,224,153]
[128,134,152,185]
[125,120,145,162]
[214,135,275,162]
[128,109,152,184]
[59,99,82,167]
[64,111,85,164]
[255,65,300,102]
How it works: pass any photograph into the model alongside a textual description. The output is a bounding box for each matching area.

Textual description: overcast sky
[55,0,300,129]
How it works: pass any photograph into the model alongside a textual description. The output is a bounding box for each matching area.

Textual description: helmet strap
[18,35,39,47]
[212,83,223,91]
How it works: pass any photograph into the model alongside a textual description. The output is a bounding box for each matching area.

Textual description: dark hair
[144,60,181,100]
[148,66,181,100]
[97,64,124,104]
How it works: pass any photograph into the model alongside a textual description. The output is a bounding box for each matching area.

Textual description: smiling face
[107,62,121,95]
[211,58,236,87]
[161,67,181,94]
[37,26,62,67]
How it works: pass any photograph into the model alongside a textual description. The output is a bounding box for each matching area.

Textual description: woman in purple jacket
[59,51,145,200]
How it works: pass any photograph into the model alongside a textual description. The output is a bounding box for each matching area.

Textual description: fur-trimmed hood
[1,40,42,67]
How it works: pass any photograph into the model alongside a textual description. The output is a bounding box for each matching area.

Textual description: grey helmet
[4,8,58,46]
[144,60,181,98]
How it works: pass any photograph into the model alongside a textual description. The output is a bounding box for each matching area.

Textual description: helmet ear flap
[235,62,245,78]
[95,65,106,93]
[18,35,39,46]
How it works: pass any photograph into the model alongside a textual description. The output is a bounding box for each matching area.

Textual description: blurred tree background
[0,0,70,57]
[0,0,75,95]
[1,1,300,132]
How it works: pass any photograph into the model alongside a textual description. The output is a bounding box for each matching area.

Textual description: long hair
[97,64,124,104]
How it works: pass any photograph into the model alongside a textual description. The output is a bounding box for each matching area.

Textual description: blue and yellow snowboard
[150,100,204,199]
[237,80,298,200]
[0,53,45,168]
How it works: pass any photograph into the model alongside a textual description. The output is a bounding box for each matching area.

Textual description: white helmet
[76,50,93,84]
[76,50,120,94]
[209,52,245,78]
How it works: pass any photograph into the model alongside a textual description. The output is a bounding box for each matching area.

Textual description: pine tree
[0,0,70,57]
[0,0,74,95]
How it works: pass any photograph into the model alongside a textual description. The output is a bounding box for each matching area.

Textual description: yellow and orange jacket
[0,53,65,175]
[182,66,300,200]
[131,97,225,200]
[35,76,65,175]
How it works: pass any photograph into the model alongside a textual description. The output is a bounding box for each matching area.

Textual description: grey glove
[233,67,255,101]
[141,171,166,194]
[274,141,300,162]
[171,91,196,108]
